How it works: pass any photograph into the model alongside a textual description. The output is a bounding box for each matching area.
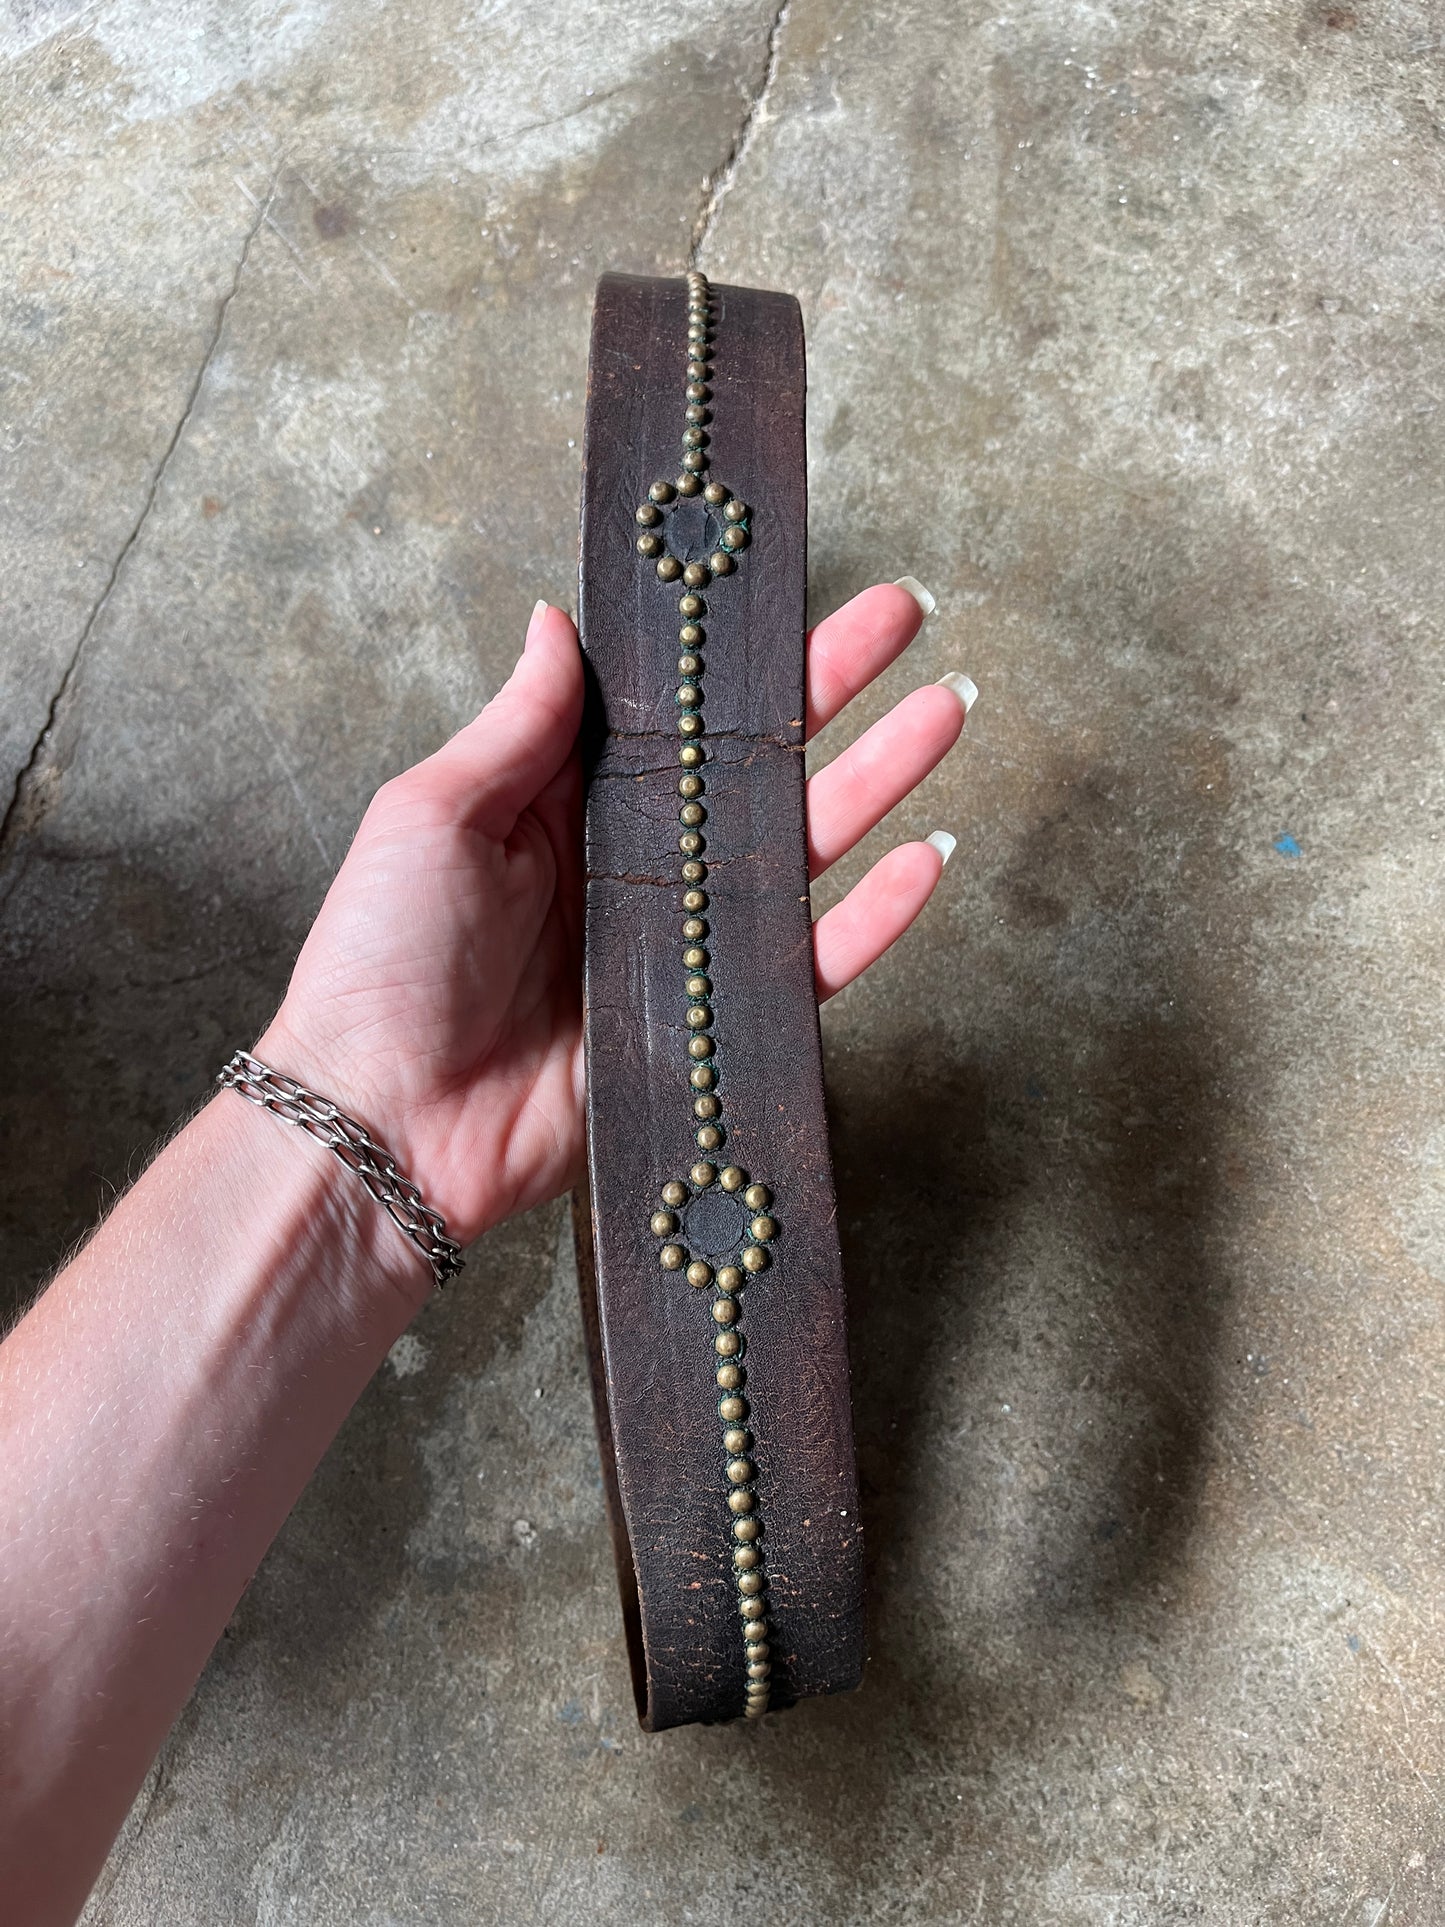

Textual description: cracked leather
[573,271,865,1731]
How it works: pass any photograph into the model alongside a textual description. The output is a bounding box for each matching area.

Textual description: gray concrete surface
[3,0,1443,1920]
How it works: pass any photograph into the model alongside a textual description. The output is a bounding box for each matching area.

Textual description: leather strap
[574,270,864,1730]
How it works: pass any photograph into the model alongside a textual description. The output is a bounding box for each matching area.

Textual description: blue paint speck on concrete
[556,1699,585,1724]
[1274,834,1302,858]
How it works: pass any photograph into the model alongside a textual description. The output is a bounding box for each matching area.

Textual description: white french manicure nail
[528,598,548,630]
[894,575,936,618]
[926,830,957,866]
[937,671,978,714]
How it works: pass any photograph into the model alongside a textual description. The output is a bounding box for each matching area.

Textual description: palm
[261,588,968,1249]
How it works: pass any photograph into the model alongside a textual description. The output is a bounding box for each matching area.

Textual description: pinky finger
[812,837,952,1002]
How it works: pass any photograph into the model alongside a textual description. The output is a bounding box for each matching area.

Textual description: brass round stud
[740,1244,769,1273]
[682,946,709,970]
[733,1543,760,1569]
[659,1243,686,1270]
[636,503,662,527]
[650,1210,678,1237]
[720,525,748,552]
[682,450,706,473]
[696,1124,723,1151]
[679,592,705,618]
[687,1034,714,1061]
[715,1265,743,1293]
[686,1005,711,1028]
[656,555,682,582]
[676,472,702,496]
[649,480,676,505]
[743,1617,769,1641]
[694,1092,720,1117]
[737,1569,765,1594]
[716,1329,742,1357]
[691,1161,718,1187]
[678,653,702,677]
[723,497,747,523]
[709,550,735,575]
[678,743,704,767]
[743,1184,772,1212]
[681,889,707,913]
[679,801,705,826]
[712,1297,739,1326]
[722,1427,750,1454]
[745,1637,770,1659]
[685,974,711,999]
[636,532,662,558]
[703,480,727,505]
[716,1362,743,1390]
[686,363,710,383]
[682,426,707,450]
[728,1489,756,1516]
[733,1516,761,1542]
[679,773,704,799]
[681,915,707,939]
[679,830,704,854]
[685,402,709,425]
[750,1215,777,1243]
[677,683,701,709]
[719,1395,747,1422]
[681,561,709,588]
[726,1457,754,1485]
[739,1585,766,1608]
[718,1167,747,1193]
[689,1063,715,1089]
[679,622,704,647]
[661,1180,688,1208]
[678,713,703,738]
[746,1659,771,1680]
[686,1259,713,1289]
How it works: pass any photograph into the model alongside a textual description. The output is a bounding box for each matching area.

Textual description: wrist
[207,1078,437,1324]
[251,1007,480,1251]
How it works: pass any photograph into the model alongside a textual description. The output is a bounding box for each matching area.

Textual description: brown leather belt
[574,270,864,1730]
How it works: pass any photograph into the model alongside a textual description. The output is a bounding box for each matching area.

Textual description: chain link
[217,1049,465,1292]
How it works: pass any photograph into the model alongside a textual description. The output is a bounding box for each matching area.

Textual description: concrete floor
[3,0,1443,1920]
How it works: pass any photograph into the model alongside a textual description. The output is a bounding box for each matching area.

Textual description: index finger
[806,580,934,738]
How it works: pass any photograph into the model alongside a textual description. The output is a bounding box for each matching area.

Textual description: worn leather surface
[575,271,865,1731]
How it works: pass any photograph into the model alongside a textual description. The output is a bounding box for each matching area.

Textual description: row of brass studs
[650,1162,778,1717]
[638,270,774,1720]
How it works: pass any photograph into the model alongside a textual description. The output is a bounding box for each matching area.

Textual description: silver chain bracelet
[217,1049,465,1291]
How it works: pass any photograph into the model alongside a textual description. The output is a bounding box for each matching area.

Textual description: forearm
[0,1090,427,1926]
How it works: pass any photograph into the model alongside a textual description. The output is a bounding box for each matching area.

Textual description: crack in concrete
[0,168,279,880]
[688,0,791,267]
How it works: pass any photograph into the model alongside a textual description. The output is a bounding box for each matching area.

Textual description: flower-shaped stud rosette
[650,1163,778,1293]
[634,479,750,588]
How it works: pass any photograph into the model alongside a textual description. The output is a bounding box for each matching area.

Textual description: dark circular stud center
[683,1189,749,1259]
[661,496,721,564]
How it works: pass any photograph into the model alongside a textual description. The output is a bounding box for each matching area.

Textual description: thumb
[419,601,584,837]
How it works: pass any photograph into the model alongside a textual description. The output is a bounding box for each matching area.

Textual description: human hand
[259,583,972,1250]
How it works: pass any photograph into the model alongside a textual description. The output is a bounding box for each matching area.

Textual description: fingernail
[937,671,978,715]
[926,830,957,866]
[895,575,936,618]
[527,598,549,640]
